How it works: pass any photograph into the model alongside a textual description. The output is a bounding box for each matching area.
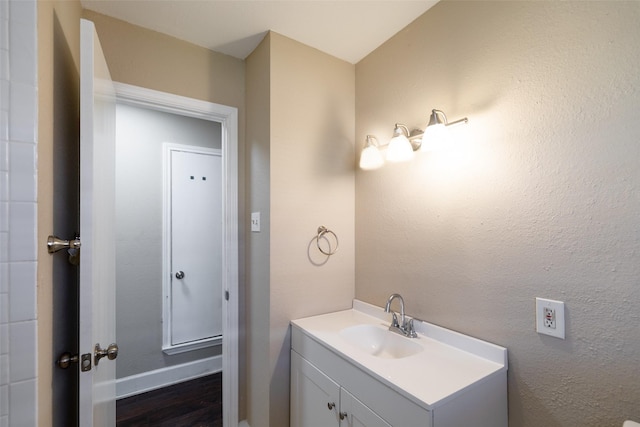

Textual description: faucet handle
[390,312,400,328]
[404,318,418,338]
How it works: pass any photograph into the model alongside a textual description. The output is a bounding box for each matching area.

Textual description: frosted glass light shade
[386,134,414,162]
[360,144,384,170]
[420,123,449,151]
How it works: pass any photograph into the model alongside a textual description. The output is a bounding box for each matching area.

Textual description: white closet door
[170,149,223,345]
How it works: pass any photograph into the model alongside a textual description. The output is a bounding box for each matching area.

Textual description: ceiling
[81,0,439,64]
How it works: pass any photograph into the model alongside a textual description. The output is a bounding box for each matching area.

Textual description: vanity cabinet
[291,350,391,427]
[290,301,508,427]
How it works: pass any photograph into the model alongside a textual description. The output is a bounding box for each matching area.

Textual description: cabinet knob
[339,412,347,420]
[327,402,336,410]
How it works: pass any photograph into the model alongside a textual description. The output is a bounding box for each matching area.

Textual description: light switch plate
[536,297,565,339]
[251,212,260,232]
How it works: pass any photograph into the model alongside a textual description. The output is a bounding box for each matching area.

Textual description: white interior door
[170,148,223,345]
[79,18,117,426]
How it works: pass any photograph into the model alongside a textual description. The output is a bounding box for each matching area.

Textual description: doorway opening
[113,83,239,427]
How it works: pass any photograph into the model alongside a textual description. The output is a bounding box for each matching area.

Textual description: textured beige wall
[355,2,640,426]
[37,0,82,425]
[82,10,245,110]
[269,32,355,426]
[245,31,355,427]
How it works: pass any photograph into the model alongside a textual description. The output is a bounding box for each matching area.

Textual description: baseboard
[116,355,222,400]
[238,421,251,427]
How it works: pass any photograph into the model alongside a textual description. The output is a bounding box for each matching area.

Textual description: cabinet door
[340,389,392,427]
[291,351,341,427]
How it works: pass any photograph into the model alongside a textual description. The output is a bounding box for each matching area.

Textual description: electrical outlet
[536,297,565,339]
[543,307,556,329]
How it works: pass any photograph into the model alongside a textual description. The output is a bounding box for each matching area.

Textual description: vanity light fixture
[359,108,468,170]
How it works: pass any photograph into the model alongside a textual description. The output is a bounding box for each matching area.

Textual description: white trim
[238,421,251,427]
[116,356,222,400]
[114,82,239,427]
[162,335,222,355]
[162,143,222,353]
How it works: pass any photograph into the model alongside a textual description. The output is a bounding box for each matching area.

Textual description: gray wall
[115,103,222,378]
[355,2,640,426]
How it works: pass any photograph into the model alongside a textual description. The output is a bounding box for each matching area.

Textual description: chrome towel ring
[316,226,339,256]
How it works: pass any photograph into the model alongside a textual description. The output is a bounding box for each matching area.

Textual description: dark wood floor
[116,373,222,427]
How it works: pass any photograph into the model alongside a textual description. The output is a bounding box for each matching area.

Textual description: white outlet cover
[536,297,565,339]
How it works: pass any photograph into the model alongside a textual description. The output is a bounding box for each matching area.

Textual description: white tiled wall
[0,1,39,426]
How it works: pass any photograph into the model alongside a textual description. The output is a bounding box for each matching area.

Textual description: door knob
[47,235,81,253]
[57,352,79,369]
[94,343,118,366]
[175,271,185,279]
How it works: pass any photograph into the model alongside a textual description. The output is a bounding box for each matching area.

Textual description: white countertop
[291,300,507,409]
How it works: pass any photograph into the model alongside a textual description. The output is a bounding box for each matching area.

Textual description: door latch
[57,352,92,372]
[81,354,92,372]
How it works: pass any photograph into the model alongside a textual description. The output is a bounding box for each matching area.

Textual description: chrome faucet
[384,293,417,338]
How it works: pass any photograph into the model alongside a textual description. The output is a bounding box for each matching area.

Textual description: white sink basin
[339,324,423,359]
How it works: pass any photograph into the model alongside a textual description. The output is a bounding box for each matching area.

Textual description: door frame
[113,82,239,427]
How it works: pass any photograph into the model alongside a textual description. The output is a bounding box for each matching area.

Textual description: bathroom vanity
[290,300,508,427]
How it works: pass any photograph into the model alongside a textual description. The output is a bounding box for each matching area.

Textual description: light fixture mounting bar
[430,109,468,128]
[445,117,468,127]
